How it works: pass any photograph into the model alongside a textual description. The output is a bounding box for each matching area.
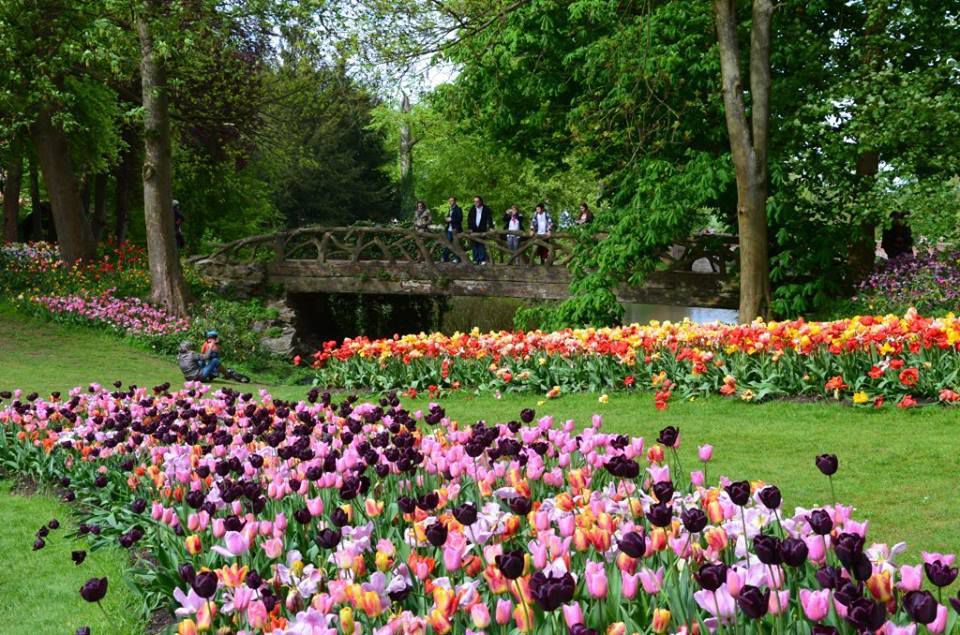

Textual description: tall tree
[137,3,189,315]
[398,92,417,216]
[713,0,774,320]
[32,108,98,262]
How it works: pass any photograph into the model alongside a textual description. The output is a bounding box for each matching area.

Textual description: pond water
[622,303,738,325]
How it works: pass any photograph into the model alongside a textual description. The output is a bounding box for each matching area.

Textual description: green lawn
[0,308,959,633]
[0,481,145,635]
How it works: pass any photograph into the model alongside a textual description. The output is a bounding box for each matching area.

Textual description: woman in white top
[503,205,524,253]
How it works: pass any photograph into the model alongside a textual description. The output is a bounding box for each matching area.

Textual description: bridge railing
[198,225,738,274]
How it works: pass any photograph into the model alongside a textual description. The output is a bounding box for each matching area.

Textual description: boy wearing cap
[178,340,220,382]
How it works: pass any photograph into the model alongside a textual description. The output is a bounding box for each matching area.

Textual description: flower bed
[2,385,959,634]
[29,289,190,336]
[305,310,960,408]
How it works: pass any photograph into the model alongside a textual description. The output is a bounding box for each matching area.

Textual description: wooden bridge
[192,226,739,308]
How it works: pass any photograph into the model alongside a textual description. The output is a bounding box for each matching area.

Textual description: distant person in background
[503,205,524,254]
[413,200,431,231]
[173,199,185,250]
[576,202,594,225]
[531,202,553,264]
[444,197,463,262]
[467,195,494,264]
[881,211,914,259]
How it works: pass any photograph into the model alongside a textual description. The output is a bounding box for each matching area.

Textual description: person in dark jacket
[444,197,463,262]
[467,195,494,264]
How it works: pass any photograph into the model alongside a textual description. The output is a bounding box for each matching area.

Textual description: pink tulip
[470,603,490,629]
[927,604,949,635]
[261,538,283,559]
[247,600,268,629]
[585,561,608,598]
[212,518,226,538]
[693,588,736,624]
[562,602,583,628]
[898,564,923,591]
[690,470,705,487]
[306,496,324,516]
[800,588,830,621]
[725,567,745,598]
[883,622,917,635]
[621,571,640,599]
[495,599,513,625]
[804,535,826,563]
[213,530,250,557]
[767,590,791,616]
[639,567,664,594]
[698,444,713,462]
[443,545,462,571]
[559,514,576,537]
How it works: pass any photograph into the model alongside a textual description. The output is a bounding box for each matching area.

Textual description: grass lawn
[0,480,145,635]
[1,307,959,631]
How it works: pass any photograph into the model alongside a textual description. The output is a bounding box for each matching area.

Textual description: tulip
[816,453,839,476]
[468,602,490,628]
[563,602,584,627]
[585,560,608,598]
[800,588,830,621]
[621,570,640,599]
[495,598,513,625]
[904,590,938,624]
[340,606,355,633]
[79,577,108,603]
[925,560,959,587]
[690,470,705,487]
[184,534,202,555]
[698,444,714,462]
[651,608,671,634]
[634,566,661,595]
[495,549,525,580]
[737,585,770,619]
[177,619,198,635]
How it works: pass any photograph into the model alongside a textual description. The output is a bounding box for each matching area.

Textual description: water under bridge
[191,226,739,309]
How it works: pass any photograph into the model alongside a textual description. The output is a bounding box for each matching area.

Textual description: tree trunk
[846,4,886,287]
[91,173,108,243]
[3,151,22,242]
[714,0,774,321]
[29,158,43,238]
[31,109,97,263]
[847,151,879,285]
[138,11,189,316]
[114,126,136,243]
[399,92,416,218]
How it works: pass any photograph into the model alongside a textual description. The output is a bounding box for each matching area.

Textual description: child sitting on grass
[178,331,250,383]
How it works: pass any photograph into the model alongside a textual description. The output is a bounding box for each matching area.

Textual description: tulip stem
[515,578,532,632]
[671,448,684,485]
[828,475,836,505]
[740,506,751,568]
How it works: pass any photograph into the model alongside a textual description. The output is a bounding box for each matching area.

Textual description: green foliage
[257,62,397,227]
[372,91,601,221]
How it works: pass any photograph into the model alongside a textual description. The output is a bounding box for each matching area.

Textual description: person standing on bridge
[467,195,494,264]
[531,202,553,264]
[444,197,463,262]
[576,202,594,225]
[413,200,431,232]
[503,205,524,254]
